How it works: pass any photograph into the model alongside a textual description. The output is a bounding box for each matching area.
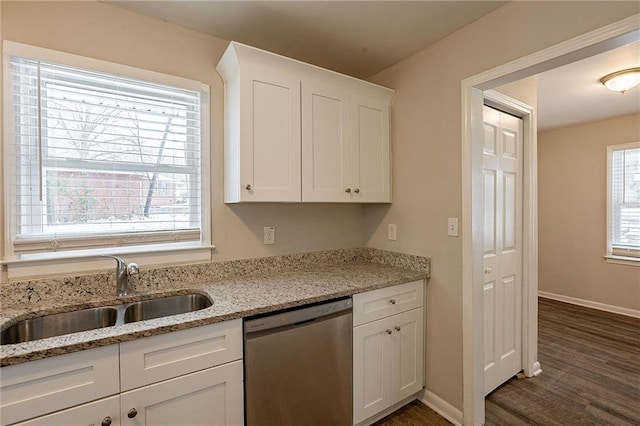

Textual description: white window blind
[7,55,203,256]
[609,142,640,259]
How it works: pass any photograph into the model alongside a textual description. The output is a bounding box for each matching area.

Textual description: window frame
[2,41,213,277]
[606,140,640,266]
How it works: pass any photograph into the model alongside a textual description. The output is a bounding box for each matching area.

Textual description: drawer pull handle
[395,326,401,331]
[102,417,112,426]
[389,299,396,304]
[386,329,393,335]
[128,408,138,419]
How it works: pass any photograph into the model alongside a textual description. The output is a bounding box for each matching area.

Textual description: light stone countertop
[1,252,428,367]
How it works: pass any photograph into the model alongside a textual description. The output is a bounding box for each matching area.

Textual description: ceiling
[107,1,506,79]
[537,41,640,131]
[108,1,639,130]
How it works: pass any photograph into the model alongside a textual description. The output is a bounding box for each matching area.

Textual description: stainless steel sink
[0,307,118,345]
[124,294,212,323]
[1,293,212,345]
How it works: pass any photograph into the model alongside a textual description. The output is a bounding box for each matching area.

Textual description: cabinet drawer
[0,346,120,426]
[353,280,424,326]
[120,319,242,391]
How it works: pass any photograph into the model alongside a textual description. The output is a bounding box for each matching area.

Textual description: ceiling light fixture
[600,67,640,94]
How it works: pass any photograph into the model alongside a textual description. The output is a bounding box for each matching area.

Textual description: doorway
[461,15,640,426]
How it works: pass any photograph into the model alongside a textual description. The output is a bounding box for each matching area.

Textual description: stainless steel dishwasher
[244,297,353,426]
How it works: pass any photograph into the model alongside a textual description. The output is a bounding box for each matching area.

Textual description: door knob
[101,417,112,426]
[484,267,492,274]
[245,184,252,191]
[394,326,401,331]
[385,329,392,335]
[345,188,351,193]
[128,408,138,419]
[389,299,396,305]
[354,188,360,193]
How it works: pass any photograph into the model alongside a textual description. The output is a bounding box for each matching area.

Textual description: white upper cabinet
[217,44,301,202]
[217,42,393,203]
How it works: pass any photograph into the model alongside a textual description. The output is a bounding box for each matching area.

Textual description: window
[3,42,209,260]
[607,141,640,261]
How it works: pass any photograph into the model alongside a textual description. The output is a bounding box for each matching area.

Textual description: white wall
[0,1,365,272]
[538,113,640,312]
[364,0,639,412]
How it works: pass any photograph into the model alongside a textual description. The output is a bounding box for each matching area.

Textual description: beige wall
[364,0,639,411]
[538,113,640,311]
[0,1,365,266]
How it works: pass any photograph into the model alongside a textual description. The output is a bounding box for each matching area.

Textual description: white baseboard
[538,291,640,318]
[422,390,463,426]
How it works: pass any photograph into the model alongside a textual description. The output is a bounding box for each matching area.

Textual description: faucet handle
[127,262,140,276]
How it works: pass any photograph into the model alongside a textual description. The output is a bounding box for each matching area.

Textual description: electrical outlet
[448,218,459,237]
[388,224,397,241]
[264,226,276,245]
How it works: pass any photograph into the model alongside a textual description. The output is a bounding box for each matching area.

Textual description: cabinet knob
[354,188,360,193]
[389,299,396,305]
[345,188,351,193]
[128,408,138,419]
[385,329,393,335]
[245,184,252,191]
[394,326,401,331]
[101,417,112,426]
[484,267,492,274]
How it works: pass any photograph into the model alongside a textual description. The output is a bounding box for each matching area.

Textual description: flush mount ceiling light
[600,67,640,94]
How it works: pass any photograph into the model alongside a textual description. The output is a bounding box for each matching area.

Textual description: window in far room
[607,141,640,261]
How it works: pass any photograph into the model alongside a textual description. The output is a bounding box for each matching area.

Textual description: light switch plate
[264,226,275,244]
[448,218,459,237]
[388,224,397,241]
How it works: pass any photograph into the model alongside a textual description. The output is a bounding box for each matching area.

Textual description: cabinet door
[121,360,243,426]
[353,316,392,425]
[389,308,424,404]
[350,92,391,203]
[239,64,301,202]
[0,346,120,426]
[14,396,120,426]
[301,79,351,202]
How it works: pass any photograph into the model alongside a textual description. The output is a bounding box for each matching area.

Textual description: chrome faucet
[103,255,140,297]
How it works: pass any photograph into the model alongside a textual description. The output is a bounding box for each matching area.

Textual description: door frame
[461,14,640,426]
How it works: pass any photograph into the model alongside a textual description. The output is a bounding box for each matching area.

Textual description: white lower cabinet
[1,320,243,426]
[120,361,243,426]
[352,281,425,425]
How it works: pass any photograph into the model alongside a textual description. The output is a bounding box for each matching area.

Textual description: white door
[482,105,523,396]
[350,92,391,203]
[239,65,301,202]
[120,361,244,426]
[302,79,351,202]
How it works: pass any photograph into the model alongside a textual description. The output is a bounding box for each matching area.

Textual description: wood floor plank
[374,298,640,426]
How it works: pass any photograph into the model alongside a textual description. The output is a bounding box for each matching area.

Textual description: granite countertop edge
[1,261,427,366]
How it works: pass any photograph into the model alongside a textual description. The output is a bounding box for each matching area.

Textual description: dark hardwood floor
[374,297,640,425]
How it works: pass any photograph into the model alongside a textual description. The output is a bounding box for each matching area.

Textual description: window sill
[2,244,215,280]
[604,255,640,267]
